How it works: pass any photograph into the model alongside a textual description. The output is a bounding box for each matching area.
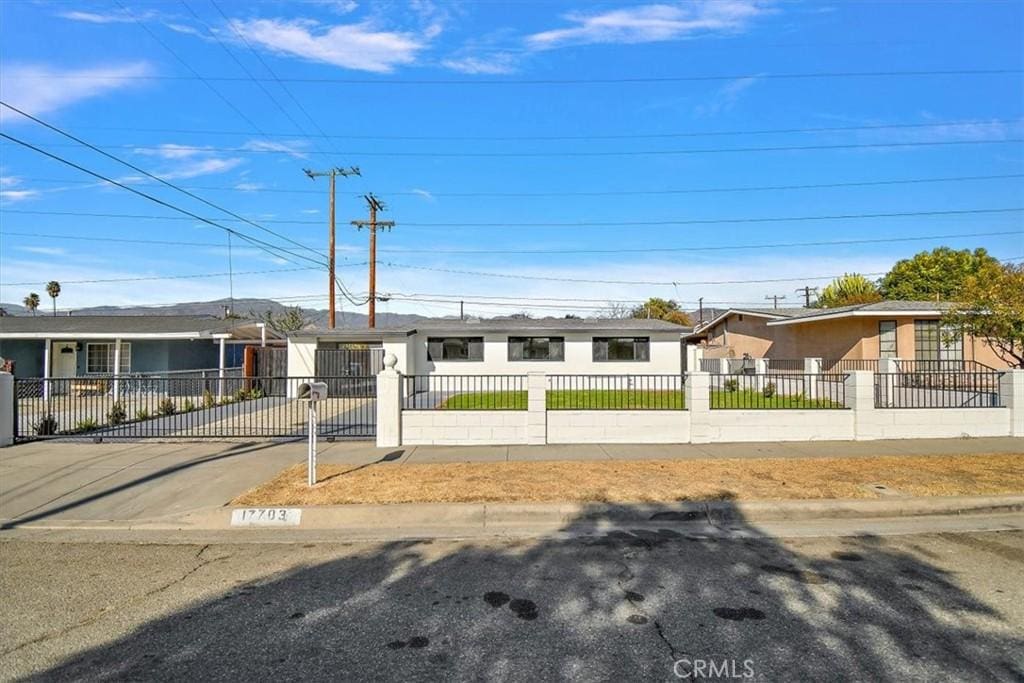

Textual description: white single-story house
[287,318,690,383]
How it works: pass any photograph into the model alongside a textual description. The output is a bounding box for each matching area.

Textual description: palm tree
[45,281,61,317]
[23,292,40,316]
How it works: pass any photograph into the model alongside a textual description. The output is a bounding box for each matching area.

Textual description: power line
[5,228,1018,259]
[63,117,1024,142]
[0,102,328,265]
[36,67,1024,85]
[5,206,1021,228]
[11,172,1022,199]
[379,257,1024,287]
[12,137,1021,158]
[0,266,327,287]
[0,131,324,269]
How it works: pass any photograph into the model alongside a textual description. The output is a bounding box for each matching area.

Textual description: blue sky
[0,0,1021,318]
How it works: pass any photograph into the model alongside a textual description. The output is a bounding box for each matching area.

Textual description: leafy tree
[816,273,882,308]
[942,262,1024,368]
[23,292,40,316]
[880,247,1000,301]
[250,306,311,334]
[630,298,693,326]
[45,281,60,316]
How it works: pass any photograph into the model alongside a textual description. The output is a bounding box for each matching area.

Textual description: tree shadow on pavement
[21,504,1024,681]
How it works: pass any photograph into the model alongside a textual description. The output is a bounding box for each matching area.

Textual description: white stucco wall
[547,410,690,444]
[857,408,1011,440]
[707,410,856,442]
[402,410,529,445]
[406,331,682,376]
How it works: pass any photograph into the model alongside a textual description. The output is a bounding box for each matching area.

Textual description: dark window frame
[914,319,963,362]
[507,336,565,362]
[592,337,651,362]
[426,337,484,362]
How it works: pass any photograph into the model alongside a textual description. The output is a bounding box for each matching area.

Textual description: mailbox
[297,381,328,402]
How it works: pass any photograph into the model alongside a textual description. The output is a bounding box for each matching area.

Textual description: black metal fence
[710,373,847,409]
[822,359,879,374]
[895,359,997,373]
[403,375,527,410]
[699,358,720,372]
[13,375,377,440]
[874,372,1004,408]
[764,359,806,374]
[547,375,685,410]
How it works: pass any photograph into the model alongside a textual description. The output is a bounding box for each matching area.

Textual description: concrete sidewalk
[2,437,1022,527]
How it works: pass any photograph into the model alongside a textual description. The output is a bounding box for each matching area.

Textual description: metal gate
[315,347,384,398]
[251,347,288,397]
[12,374,376,442]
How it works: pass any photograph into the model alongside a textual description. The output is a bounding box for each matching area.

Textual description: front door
[51,342,77,378]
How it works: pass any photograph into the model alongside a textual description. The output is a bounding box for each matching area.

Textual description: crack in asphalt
[0,543,228,658]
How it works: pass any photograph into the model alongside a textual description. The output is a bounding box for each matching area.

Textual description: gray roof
[290,316,690,340]
[779,300,953,322]
[0,315,250,336]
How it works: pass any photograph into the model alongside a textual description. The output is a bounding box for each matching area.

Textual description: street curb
[6,495,1022,533]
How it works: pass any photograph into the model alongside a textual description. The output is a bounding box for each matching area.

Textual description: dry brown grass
[232,452,1024,506]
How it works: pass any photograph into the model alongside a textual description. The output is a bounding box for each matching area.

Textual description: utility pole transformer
[303,166,360,329]
[352,193,395,329]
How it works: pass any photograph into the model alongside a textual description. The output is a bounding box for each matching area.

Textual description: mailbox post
[298,381,328,487]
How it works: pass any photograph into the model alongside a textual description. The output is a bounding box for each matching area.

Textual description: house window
[508,337,565,361]
[86,342,131,374]
[878,320,897,359]
[427,337,484,362]
[914,320,962,362]
[592,337,650,362]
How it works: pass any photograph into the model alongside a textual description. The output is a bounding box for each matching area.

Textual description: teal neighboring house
[0,315,274,379]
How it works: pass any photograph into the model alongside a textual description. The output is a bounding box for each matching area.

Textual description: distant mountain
[0,298,436,329]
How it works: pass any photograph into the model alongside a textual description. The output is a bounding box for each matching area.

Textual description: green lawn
[435,388,843,410]
[710,389,844,410]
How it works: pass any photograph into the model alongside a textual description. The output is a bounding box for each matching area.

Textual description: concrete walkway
[2,437,1021,527]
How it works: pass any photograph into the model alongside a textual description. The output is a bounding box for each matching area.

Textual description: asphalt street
[2,528,1023,681]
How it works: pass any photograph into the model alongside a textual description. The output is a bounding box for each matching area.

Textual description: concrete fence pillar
[1000,369,1024,437]
[804,357,821,400]
[752,358,768,391]
[527,372,547,445]
[684,344,703,373]
[880,357,900,374]
[0,373,13,447]
[376,354,403,448]
[718,358,730,375]
[844,370,875,441]
[686,371,712,444]
[286,338,317,399]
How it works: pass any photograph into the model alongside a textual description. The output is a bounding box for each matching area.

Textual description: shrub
[233,388,249,402]
[762,382,777,399]
[219,396,235,406]
[75,418,99,431]
[182,399,195,412]
[35,415,58,436]
[250,387,264,400]
[107,401,127,425]
[158,398,176,416]
[202,390,216,409]
[136,408,150,421]
[724,378,739,392]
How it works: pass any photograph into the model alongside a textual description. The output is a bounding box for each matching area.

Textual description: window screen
[508,337,565,361]
[878,320,897,359]
[592,337,650,362]
[427,337,484,361]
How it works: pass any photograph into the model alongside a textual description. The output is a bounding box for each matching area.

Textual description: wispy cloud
[234,182,266,192]
[135,143,208,160]
[225,18,426,73]
[0,62,153,124]
[410,188,436,202]
[18,245,67,256]
[159,157,244,180]
[0,189,42,203]
[442,52,519,75]
[241,139,310,159]
[56,10,152,24]
[527,1,771,49]
[694,75,760,117]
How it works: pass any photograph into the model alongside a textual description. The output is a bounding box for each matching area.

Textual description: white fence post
[718,358,729,375]
[880,357,899,374]
[0,373,13,447]
[685,344,703,373]
[804,357,821,400]
[844,370,875,441]
[1000,369,1024,437]
[527,372,547,445]
[686,371,711,443]
[376,354,403,448]
[753,358,768,391]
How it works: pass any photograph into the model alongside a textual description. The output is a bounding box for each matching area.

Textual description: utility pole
[352,193,395,329]
[698,297,704,325]
[764,294,786,310]
[460,300,465,321]
[304,166,360,329]
[795,286,818,307]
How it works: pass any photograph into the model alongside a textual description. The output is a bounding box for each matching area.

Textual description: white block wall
[547,411,690,444]
[858,409,1011,440]
[706,410,856,442]
[402,410,529,445]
